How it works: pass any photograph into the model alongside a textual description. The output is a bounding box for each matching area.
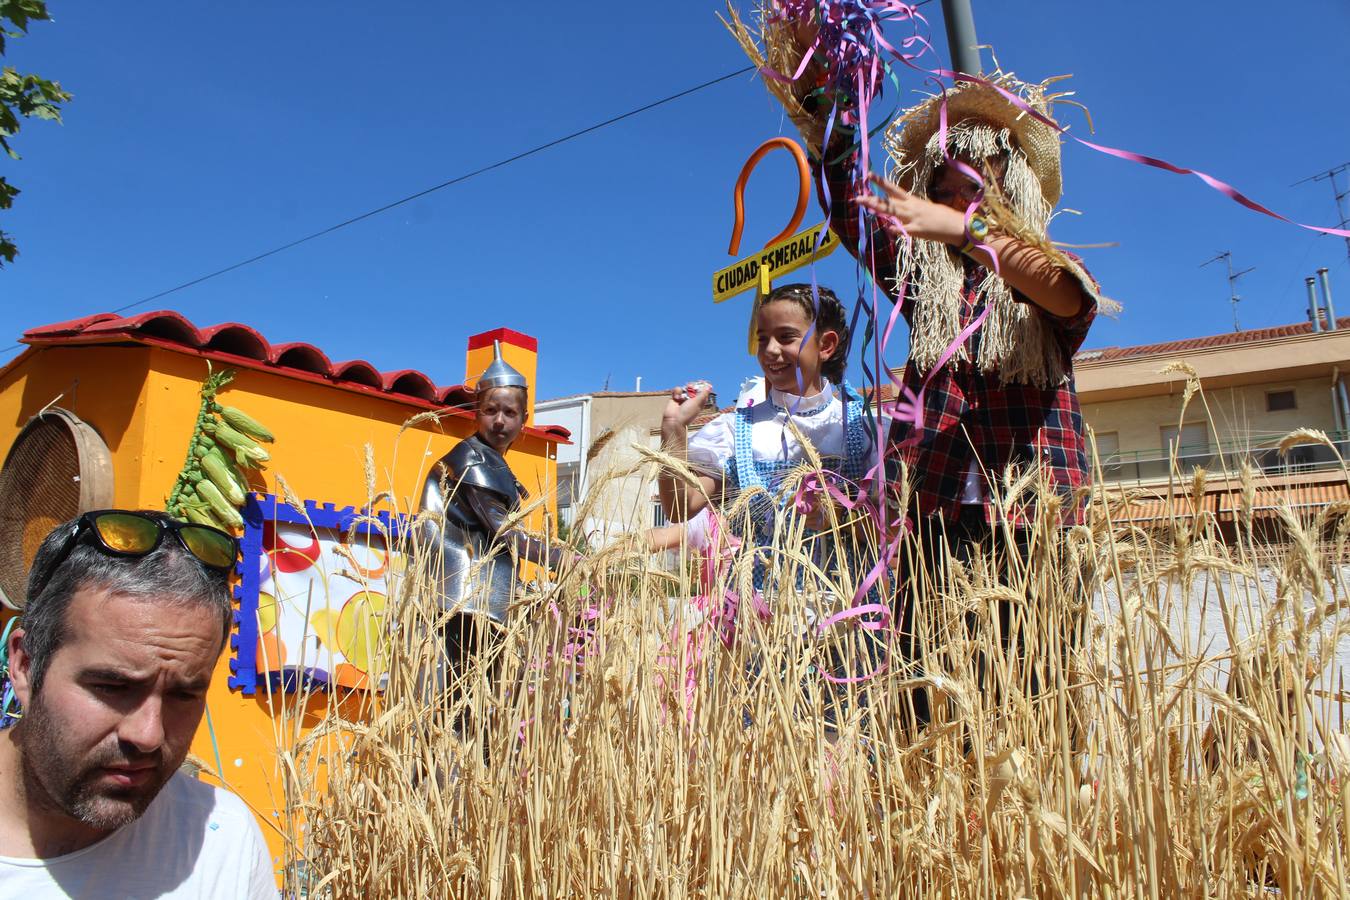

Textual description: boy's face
[476,387,526,453]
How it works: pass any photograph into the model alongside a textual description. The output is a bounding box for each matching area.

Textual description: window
[1266,389,1297,412]
[1093,430,1122,479]
[1161,423,1209,459]
[1093,430,1120,459]
[651,500,669,528]
[555,461,580,529]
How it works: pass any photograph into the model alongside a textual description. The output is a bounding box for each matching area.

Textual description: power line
[8,0,944,352]
[5,64,757,352]
[130,66,758,312]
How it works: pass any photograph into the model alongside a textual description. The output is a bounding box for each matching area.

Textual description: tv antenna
[1201,251,1254,333]
[1293,163,1350,266]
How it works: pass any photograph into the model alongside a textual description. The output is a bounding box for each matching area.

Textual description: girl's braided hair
[762,282,850,385]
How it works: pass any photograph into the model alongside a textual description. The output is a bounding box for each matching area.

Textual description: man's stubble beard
[19,689,173,833]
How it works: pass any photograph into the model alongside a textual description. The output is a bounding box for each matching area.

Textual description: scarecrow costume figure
[420,342,562,679]
[733,12,1105,726]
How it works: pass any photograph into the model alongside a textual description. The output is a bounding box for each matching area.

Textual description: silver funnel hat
[477,340,528,392]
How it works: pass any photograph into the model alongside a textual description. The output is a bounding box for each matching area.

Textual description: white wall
[536,398,587,465]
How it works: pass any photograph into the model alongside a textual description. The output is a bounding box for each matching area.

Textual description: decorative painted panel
[231,494,406,695]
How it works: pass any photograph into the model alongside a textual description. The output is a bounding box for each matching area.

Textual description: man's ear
[7,625,32,708]
[818,328,841,361]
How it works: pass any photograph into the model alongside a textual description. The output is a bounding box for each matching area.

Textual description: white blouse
[686,377,882,478]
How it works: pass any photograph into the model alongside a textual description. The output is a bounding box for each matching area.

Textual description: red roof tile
[1075,318,1350,364]
[382,369,438,403]
[331,359,382,388]
[860,383,901,404]
[200,323,269,360]
[270,341,332,373]
[25,312,122,336]
[690,403,735,427]
[18,310,570,442]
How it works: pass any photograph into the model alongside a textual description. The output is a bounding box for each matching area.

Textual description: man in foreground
[0,509,279,898]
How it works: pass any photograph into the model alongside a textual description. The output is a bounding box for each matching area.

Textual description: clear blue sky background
[3,2,1348,410]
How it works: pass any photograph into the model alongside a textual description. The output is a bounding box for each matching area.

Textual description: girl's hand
[854,175,968,245]
[662,383,712,430]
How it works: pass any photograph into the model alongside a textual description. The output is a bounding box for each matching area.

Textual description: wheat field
[264,421,1350,898]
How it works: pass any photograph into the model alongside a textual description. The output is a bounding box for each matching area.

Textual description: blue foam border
[229,493,405,695]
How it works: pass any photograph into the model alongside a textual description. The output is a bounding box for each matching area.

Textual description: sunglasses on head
[26,510,239,605]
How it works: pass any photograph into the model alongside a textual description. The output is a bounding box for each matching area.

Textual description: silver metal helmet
[476,339,528,392]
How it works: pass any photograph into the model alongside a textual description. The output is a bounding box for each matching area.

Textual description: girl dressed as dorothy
[657,282,885,639]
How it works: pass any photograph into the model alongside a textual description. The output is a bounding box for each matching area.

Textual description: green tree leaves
[0,0,70,266]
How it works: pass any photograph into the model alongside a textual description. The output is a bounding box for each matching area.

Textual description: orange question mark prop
[726,137,812,353]
[728,137,812,258]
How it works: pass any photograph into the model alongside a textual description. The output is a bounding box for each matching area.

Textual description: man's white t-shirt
[0,772,279,899]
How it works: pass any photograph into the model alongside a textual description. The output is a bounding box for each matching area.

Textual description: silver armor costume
[418,339,543,623]
[419,433,527,623]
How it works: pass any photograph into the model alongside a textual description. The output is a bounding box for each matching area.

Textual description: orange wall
[0,344,156,507]
[0,342,560,875]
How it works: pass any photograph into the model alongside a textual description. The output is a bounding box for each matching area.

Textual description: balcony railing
[1098,431,1350,484]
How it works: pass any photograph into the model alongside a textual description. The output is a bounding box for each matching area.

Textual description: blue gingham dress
[722,381,873,593]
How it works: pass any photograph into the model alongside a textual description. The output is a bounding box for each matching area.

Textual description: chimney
[1317,267,1338,331]
[1307,277,1324,332]
[465,328,539,425]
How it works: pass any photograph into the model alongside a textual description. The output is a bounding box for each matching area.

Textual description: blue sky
[3,2,1348,410]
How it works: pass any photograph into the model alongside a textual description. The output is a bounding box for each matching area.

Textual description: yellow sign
[712,224,840,302]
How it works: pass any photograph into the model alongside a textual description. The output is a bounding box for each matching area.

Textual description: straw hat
[888,73,1064,206]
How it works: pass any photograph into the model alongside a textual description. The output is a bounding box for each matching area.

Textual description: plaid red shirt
[821,151,1098,526]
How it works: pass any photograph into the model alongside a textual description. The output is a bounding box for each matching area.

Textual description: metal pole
[1202,251,1253,333]
[1293,163,1350,267]
[1330,169,1350,267]
[941,0,981,77]
[1332,371,1345,436]
[1318,266,1338,330]
[1307,276,1324,331]
[1338,380,1350,445]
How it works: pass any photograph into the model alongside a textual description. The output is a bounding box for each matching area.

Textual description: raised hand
[662,382,713,431]
[853,174,967,245]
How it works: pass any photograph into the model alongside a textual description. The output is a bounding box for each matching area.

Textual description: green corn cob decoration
[216,405,274,443]
[166,366,275,529]
[182,505,226,530]
[201,451,245,505]
[210,421,270,463]
[177,489,214,522]
[208,445,248,489]
[196,480,244,528]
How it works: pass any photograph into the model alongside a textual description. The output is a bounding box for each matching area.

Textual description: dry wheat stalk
[262,422,1350,898]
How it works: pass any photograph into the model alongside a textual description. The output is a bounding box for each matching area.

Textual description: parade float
[0,310,568,869]
[3,0,1350,892]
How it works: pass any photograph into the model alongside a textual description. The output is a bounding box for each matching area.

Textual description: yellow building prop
[0,310,567,873]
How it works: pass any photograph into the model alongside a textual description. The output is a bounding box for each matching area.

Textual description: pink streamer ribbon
[912,63,1350,240]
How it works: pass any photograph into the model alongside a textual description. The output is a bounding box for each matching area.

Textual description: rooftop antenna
[1293,162,1350,267]
[1201,250,1254,332]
